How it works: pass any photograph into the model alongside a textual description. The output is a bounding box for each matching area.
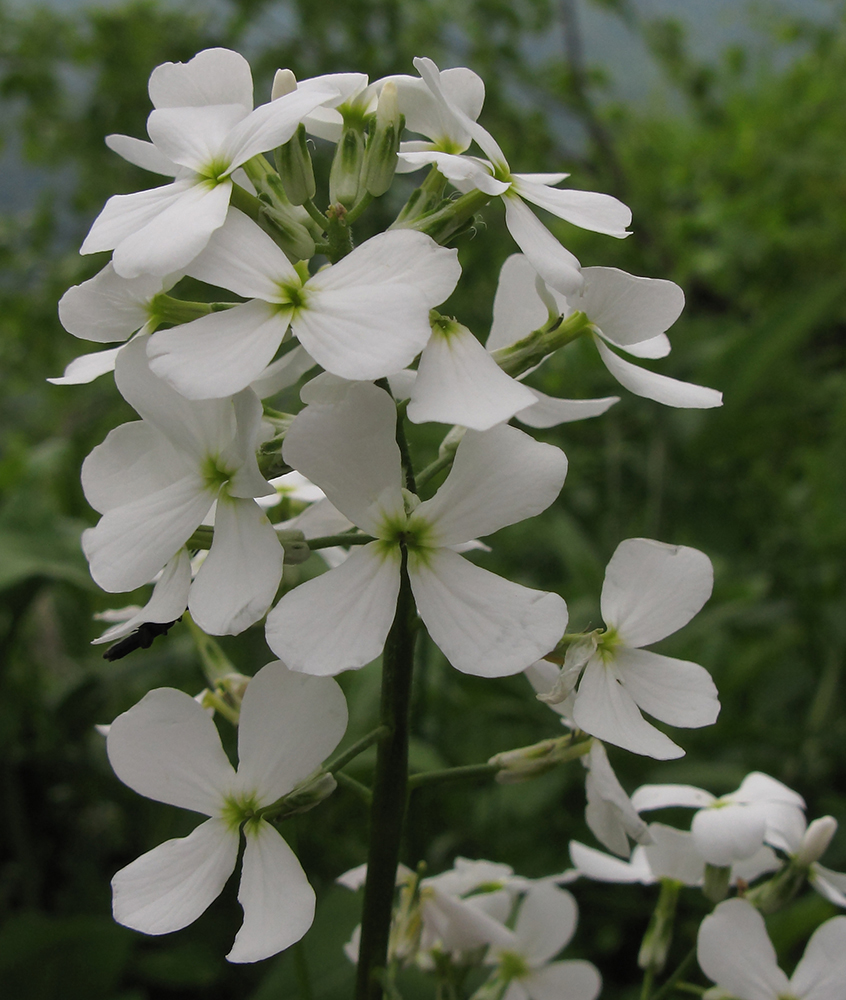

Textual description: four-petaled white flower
[81,335,283,635]
[265,381,568,678]
[631,772,807,867]
[399,57,631,297]
[145,209,460,399]
[485,884,602,1000]
[698,898,846,1000]
[106,660,347,962]
[566,537,720,759]
[81,48,338,277]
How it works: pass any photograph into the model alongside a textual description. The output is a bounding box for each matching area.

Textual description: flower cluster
[59,44,813,993]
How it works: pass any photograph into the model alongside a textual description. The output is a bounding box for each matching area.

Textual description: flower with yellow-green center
[106,660,347,963]
[265,381,569,677]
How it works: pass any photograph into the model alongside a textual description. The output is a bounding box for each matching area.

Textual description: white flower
[697,898,846,1000]
[265,381,568,678]
[399,58,631,297]
[583,740,652,857]
[485,884,601,1000]
[81,335,283,635]
[568,537,720,760]
[489,254,722,412]
[569,823,779,888]
[773,813,846,907]
[81,48,338,278]
[145,209,460,398]
[107,660,347,962]
[631,772,806,867]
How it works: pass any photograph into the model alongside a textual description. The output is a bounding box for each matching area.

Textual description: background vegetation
[1,0,844,996]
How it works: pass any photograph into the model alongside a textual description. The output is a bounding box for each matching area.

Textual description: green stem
[293,940,314,1000]
[229,182,263,221]
[303,198,330,230]
[335,772,373,806]
[346,192,374,224]
[415,451,454,492]
[326,726,390,773]
[647,946,698,1000]
[408,762,500,791]
[355,549,417,1000]
[641,967,655,1000]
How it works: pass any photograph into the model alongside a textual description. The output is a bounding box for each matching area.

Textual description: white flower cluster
[57,46,741,976]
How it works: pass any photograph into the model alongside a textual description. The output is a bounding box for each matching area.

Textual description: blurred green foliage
[1,0,845,997]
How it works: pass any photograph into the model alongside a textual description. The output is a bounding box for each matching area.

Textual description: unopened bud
[272,68,297,100]
[329,126,366,208]
[702,863,731,903]
[638,879,679,973]
[363,81,402,197]
[272,770,337,820]
[490,735,584,784]
[275,123,316,206]
[275,528,311,565]
[796,816,837,866]
[260,205,316,261]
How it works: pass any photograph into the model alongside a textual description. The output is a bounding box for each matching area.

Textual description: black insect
[102,618,181,661]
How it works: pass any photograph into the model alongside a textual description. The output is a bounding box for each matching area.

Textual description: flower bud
[702,863,731,903]
[272,769,338,820]
[490,735,584,784]
[330,126,366,208]
[275,123,316,206]
[362,81,403,197]
[275,528,311,565]
[796,816,837,866]
[272,68,297,100]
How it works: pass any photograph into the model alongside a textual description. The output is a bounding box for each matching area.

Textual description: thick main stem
[354,548,417,1000]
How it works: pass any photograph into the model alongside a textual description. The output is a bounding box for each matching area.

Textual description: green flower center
[499,949,529,982]
[221,791,263,834]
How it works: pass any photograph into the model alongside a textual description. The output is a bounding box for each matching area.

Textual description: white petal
[114,335,235,462]
[107,686,236,812]
[512,176,631,238]
[281,382,404,535]
[235,661,347,805]
[392,67,484,148]
[83,475,212,592]
[81,181,188,254]
[398,150,509,195]
[48,345,125,385]
[584,741,651,856]
[422,887,515,952]
[731,847,780,885]
[410,548,567,677]
[105,134,179,175]
[293,285,433,381]
[407,324,538,430]
[414,423,567,546]
[595,336,723,408]
[503,194,584,297]
[265,542,401,675]
[112,817,238,934]
[579,267,683,347]
[514,884,577,965]
[643,823,705,885]
[222,85,340,170]
[149,48,254,110]
[313,229,460,305]
[146,104,248,172]
[148,299,289,400]
[623,333,671,359]
[731,772,805,809]
[810,865,846,908]
[524,961,602,1000]
[224,389,277,500]
[58,263,162,343]
[93,549,192,644]
[697,899,790,1000]
[692,803,767,866]
[227,820,315,963]
[613,648,720,729]
[250,345,315,399]
[631,784,716,813]
[568,841,653,884]
[189,497,283,635]
[115,179,231,278]
[600,537,714,647]
[186,207,297,299]
[81,420,188,513]
[488,253,553,351]
[573,659,684,760]
[515,389,619,428]
[790,915,846,1000]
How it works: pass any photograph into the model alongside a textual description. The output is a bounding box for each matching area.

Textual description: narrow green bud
[702,863,732,903]
[275,123,316,206]
[638,879,680,973]
[489,735,589,783]
[260,205,316,261]
[362,81,403,197]
[330,126,366,208]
